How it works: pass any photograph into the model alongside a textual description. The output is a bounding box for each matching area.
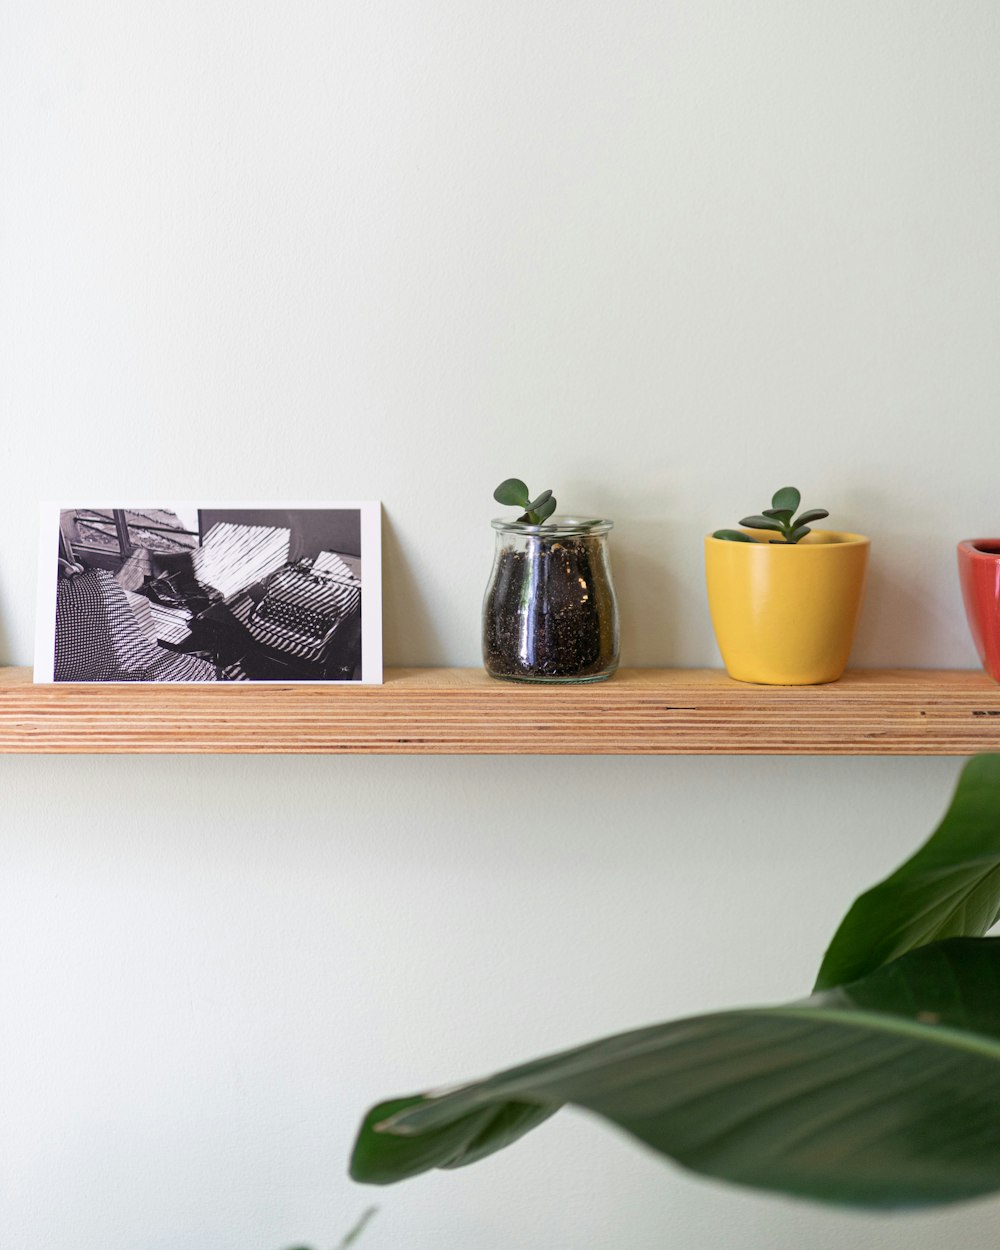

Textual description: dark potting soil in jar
[483,535,618,681]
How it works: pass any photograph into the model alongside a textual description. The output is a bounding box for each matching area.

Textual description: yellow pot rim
[705,529,869,549]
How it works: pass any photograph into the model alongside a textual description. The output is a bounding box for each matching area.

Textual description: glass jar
[482,516,619,683]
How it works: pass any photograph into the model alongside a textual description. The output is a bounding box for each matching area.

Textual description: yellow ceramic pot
[704,529,870,685]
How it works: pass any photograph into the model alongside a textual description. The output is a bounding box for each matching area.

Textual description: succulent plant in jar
[482,479,619,683]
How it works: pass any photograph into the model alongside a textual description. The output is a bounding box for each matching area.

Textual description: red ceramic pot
[958,539,1000,682]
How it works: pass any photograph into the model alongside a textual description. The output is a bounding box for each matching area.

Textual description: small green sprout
[283,1206,377,1250]
[493,478,558,524]
[713,487,830,545]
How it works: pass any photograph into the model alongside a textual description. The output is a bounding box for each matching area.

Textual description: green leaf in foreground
[351,1094,557,1185]
[815,754,1000,992]
[351,939,1000,1209]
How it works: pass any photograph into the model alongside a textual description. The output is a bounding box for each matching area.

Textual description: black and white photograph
[35,503,381,683]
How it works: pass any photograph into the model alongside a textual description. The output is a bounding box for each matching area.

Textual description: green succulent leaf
[793,509,830,528]
[771,486,801,513]
[738,515,785,532]
[720,490,833,544]
[712,529,757,542]
[351,938,1000,1209]
[526,490,553,512]
[815,754,1000,992]
[533,496,557,523]
[493,479,531,508]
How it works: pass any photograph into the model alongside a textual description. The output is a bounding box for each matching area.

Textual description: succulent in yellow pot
[705,486,869,685]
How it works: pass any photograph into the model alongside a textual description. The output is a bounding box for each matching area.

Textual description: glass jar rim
[491,515,613,536]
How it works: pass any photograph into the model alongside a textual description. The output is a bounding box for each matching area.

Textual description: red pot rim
[958,539,1000,558]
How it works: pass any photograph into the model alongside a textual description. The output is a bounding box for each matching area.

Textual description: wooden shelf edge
[1,666,999,755]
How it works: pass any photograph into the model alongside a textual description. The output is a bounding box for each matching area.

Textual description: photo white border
[35,501,382,685]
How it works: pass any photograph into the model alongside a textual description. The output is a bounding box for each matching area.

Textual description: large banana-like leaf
[814,754,1000,991]
[352,939,1000,1208]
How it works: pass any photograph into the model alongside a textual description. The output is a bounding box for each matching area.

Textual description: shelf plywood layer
[2,667,1000,754]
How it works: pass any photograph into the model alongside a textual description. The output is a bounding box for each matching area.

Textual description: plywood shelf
[2,666,1000,755]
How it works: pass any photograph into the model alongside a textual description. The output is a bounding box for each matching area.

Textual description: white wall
[2,4,999,1248]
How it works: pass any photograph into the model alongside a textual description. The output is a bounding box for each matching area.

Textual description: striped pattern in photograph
[194,522,290,598]
[244,563,361,661]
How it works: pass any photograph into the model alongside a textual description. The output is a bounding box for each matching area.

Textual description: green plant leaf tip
[350,753,1000,1214]
[771,486,801,513]
[493,478,531,507]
